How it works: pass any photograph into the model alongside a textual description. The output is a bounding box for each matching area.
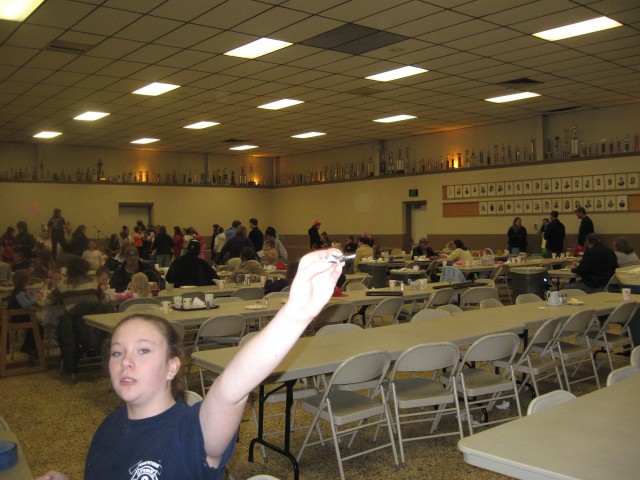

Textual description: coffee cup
[414,256,419,261]
[205,293,214,308]
[161,301,171,314]
[389,279,397,288]
[622,288,631,301]
[546,291,561,306]
[182,297,192,309]
[260,275,267,285]
[552,252,557,259]
[217,279,225,289]
[173,296,182,308]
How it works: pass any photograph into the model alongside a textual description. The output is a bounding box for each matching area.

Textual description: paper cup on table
[173,296,182,309]
[217,279,225,289]
[161,301,171,314]
[389,279,397,288]
[552,253,557,259]
[260,275,267,286]
[205,293,214,308]
[622,288,631,301]
[182,297,192,309]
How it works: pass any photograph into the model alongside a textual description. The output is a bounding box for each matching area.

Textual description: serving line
[458,375,640,480]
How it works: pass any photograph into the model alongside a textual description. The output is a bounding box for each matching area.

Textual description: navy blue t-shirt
[85,400,234,479]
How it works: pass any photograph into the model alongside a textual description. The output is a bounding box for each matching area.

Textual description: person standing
[47,208,67,259]
[172,226,183,259]
[575,207,594,247]
[507,217,528,253]
[248,218,264,252]
[225,220,241,242]
[308,220,322,249]
[152,226,173,267]
[543,211,565,257]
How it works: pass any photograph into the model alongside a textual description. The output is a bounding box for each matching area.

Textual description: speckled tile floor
[1,347,621,480]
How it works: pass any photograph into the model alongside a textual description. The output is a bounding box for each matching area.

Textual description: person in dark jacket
[248,218,264,252]
[165,240,219,287]
[217,226,252,264]
[411,238,437,259]
[152,225,173,267]
[507,217,528,253]
[571,233,618,293]
[575,207,594,247]
[543,211,565,257]
[109,246,164,292]
[308,220,322,249]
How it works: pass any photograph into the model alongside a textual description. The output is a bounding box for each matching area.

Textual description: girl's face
[89,240,97,250]
[109,319,179,418]
[97,272,109,287]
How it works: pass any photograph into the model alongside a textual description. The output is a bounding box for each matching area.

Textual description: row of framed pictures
[445,171,638,199]
[478,195,629,216]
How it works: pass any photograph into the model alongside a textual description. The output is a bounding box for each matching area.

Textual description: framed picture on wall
[455,185,463,197]
[533,199,542,213]
[496,200,505,215]
[463,184,471,198]
[593,175,604,191]
[605,195,616,211]
[523,180,532,195]
[504,181,513,196]
[479,201,488,215]
[523,200,532,214]
[593,196,605,212]
[514,200,523,214]
[446,185,455,199]
[552,198,561,210]
[583,197,593,210]
[628,172,638,189]
[615,173,627,190]
[604,174,615,191]
[514,180,523,195]
[488,183,496,196]
[533,179,541,194]
[572,177,582,192]
[479,183,488,197]
[561,178,572,193]
[488,201,496,215]
[471,184,479,197]
[504,200,513,214]
[616,195,628,211]
[561,198,572,213]
[496,182,505,196]
[552,178,562,193]
[582,176,593,191]
[543,198,552,212]
[572,198,583,211]
[542,179,551,193]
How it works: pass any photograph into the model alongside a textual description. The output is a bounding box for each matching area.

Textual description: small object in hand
[325,253,356,263]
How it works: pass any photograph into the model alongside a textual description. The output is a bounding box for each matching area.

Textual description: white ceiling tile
[192,0,273,29]
[5,24,64,49]
[88,38,147,60]
[123,44,182,64]
[116,16,184,43]
[26,0,98,29]
[73,8,142,36]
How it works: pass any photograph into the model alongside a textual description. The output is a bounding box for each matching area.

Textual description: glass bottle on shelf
[571,127,579,157]
[230,170,236,185]
[624,134,630,153]
[145,171,149,183]
[563,129,570,158]
[471,149,476,167]
[457,152,462,168]
[395,148,404,174]
[609,137,614,155]
[514,144,520,163]
[379,150,386,175]
[529,139,536,161]
[554,135,560,159]
[239,167,247,185]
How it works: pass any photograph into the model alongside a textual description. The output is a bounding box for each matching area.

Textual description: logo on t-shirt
[129,460,162,479]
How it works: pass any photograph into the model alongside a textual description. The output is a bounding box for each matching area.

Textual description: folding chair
[180,290,205,301]
[527,390,576,415]
[480,298,504,309]
[425,287,454,308]
[316,323,363,335]
[309,303,356,334]
[184,390,203,406]
[606,365,640,386]
[388,342,463,465]
[459,286,499,310]
[232,286,265,300]
[297,351,399,480]
[119,297,161,311]
[410,309,450,322]
[631,345,640,367]
[477,264,511,303]
[515,293,544,304]
[558,288,588,297]
[364,297,404,328]
[437,304,463,314]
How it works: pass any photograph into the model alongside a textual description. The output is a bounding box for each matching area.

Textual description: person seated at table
[613,237,640,267]
[67,224,90,257]
[507,217,528,253]
[216,226,252,265]
[36,249,344,480]
[570,233,618,293]
[343,235,357,254]
[441,240,456,254]
[31,248,57,280]
[96,265,116,303]
[11,250,32,272]
[110,246,165,293]
[14,221,36,258]
[7,269,43,357]
[354,236,374,268]
[411,237,437,260]
[262,240,286,270]
[446,239,474,264]
[1,226,16,262]
[264,226,288,263]
[115,272,153,301]
[166,240,219,288]
[46,256,103,310]
[82,239,104,270]
[233,246,265,280]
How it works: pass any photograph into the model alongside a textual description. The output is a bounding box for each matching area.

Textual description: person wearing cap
[166,240,219,288]
[570,233,617,293]
[308,220,322,249]
[109,245,165,292]
[575,207,594,247]
[411,237,437,260]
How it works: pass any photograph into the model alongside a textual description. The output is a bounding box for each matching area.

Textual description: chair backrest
[480,298,504,309]
[437,304,463,314]
[599,301,638,333]
[168,321,185,343]
[180,290,205,300]
[281,285,291,292]
[411,309,450,322]
[558,288,587,297]
[264,291,289,302]
[312,303,356,330]
[490,263,510,282]
[425,287,454,308]
[522,316,565,359]
[247,475,281,480]
[328,350,391,388]
[390,342,460,378]
[560,309,597,337]
[527,390,576,415]
[345,282,368,292]
[460,332,520,364]
[369,297,404,322]
[316,323,363,335]
[239,331,259,346]
[631,345,640,367]
[460,286,499,308]
[441,266,466,283]
[212,296,242,305]
[184,390,203,406]
[606,365,640,386]
[119,297,161,311]
[515,293,544,304]
[604,273,619,292]
[232,286,265,300]
[195,315,246,348]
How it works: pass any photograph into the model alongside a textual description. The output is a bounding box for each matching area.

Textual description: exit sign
[408,189,419,197]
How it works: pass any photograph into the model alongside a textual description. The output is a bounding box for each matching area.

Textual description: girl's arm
[199,249,343,467]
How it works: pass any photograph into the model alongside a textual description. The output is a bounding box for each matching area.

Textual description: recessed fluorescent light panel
[184,121,220,129]
[74,111,110,121]
[292,132,326,139]
[225,38,292,59]
[33,131,61,139]
[533,16,622,41]
[258,99,303,110]
[485,92,540,103]
[132,82,180,96]
[366,66,428,82]
[374,114,416,123]
[230,145,258,151]
[131,138,159,144]
[0,0,45,21]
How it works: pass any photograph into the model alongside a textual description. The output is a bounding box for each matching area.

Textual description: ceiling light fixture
[225,38,292,59]
[0,0,45,21]
[33,131,61,139]
[74,111,110,121]
[258,99,303,110]
[292,132,326,139]
[485,92,540,103]
[366,66,428,82]
[184,121,220,129]
[230,145,258,151]
[132,82,180,96]
[533,16,622,41]
[374,114,416,123]
[131,138,160,144]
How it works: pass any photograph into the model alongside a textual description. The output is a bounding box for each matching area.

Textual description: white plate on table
[244,304,267,310]
[179,285,197,289]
